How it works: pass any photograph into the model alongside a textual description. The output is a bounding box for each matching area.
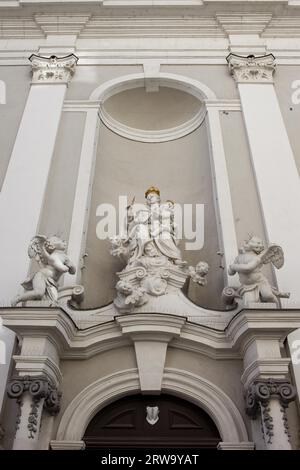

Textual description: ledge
[2,307,300,360]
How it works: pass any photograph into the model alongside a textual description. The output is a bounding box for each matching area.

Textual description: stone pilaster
[7,375,61,450]
[227,53,275,83]
[245,378,296,450]
[226,53,300,307]
[29,54,78,85]
[0,54,78,305]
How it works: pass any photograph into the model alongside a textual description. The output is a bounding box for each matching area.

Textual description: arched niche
[82,74,225,310]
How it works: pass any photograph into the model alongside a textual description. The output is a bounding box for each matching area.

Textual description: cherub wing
[28,235,47,264]
[260,244,284,269]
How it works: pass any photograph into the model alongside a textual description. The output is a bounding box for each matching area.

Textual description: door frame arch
[65,71,238,291]
[54,367,249,446]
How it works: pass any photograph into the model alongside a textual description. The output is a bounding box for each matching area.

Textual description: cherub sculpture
[223,235,289,307]
[12,235,76,306]
[188,261,209,287]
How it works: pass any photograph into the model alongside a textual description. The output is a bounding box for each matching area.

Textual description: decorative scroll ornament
[7,375,61,416]
[227,53,276,84]
[110,188,209,313]
[245,378,296,419]
[245,379,295,445]
[29,54,78,84]
[146,406,159,426]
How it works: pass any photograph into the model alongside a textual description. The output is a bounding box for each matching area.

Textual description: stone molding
[29,54,78,84]
[56,367,248,443]
[99,103,206,143]
[245,378,296,418]
[50,440,86,450]
[7,375,61,415]
[0,11,300,41]
[2,308,300,360]
[241,358,291,389]
[217,442,255,450]
[227,53,276,83]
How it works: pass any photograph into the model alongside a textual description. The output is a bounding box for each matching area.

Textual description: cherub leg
[259,282,278,305]
[11,273,47,306]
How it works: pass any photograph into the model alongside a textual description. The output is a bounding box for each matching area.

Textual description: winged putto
[12,235,76,306]
[222,235,290,307]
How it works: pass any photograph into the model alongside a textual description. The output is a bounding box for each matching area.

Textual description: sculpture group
[11,187,289,312]
[110,187,209,312]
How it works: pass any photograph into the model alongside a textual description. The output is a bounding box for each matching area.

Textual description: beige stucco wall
[52,345,137,436]
[52,344,249,440]
[220,109,275,284]
[165,348,246,420]
[66,64,144,100]
[274,65,300,176]
[160,64,238,100]
[38,111,85,240]
[104,86,201,130]
[0,66,30,189]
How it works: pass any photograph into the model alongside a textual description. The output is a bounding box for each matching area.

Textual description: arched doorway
[83,394,221,449]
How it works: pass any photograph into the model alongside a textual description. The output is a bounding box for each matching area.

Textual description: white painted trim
[63,100,100,112]
[3,54,300,66]
[206,107,239,286]
[89,72,216,101]
[238,82,300,306]
[64,108,99,285]
[205,99,241,111]
[56,367,249,442]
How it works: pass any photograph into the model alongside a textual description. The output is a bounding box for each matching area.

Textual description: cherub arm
[39,242,52,264]
[126,197,136,225]
[64,257,76,275]
[230,256,262,274]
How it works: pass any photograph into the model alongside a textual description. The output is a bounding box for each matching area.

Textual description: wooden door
[83,394,221,449]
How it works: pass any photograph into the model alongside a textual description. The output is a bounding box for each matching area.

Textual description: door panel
[83,394,221,449]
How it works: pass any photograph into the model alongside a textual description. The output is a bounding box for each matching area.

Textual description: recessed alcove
[102,86,202,132]
[83,83,224,311]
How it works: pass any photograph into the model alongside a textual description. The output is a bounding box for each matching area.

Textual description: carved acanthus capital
[245,378,296,418]
[227,53,276,84]
[7,375,61,415]
[29,54,78,84]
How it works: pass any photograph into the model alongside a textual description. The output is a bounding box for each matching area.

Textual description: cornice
[1,12,300,40]
[241,357,291,388]
[226,309,300,350]
[2,308,300,360]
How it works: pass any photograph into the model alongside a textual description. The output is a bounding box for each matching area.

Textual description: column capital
[29,54,78,85]
[7,375,61,415]
[226,53,276,84]
[245,378,296,418]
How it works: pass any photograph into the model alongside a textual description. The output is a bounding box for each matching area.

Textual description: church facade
[0,0,300,451]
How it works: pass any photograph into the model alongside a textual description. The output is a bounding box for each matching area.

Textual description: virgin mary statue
[124,187,185,266]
